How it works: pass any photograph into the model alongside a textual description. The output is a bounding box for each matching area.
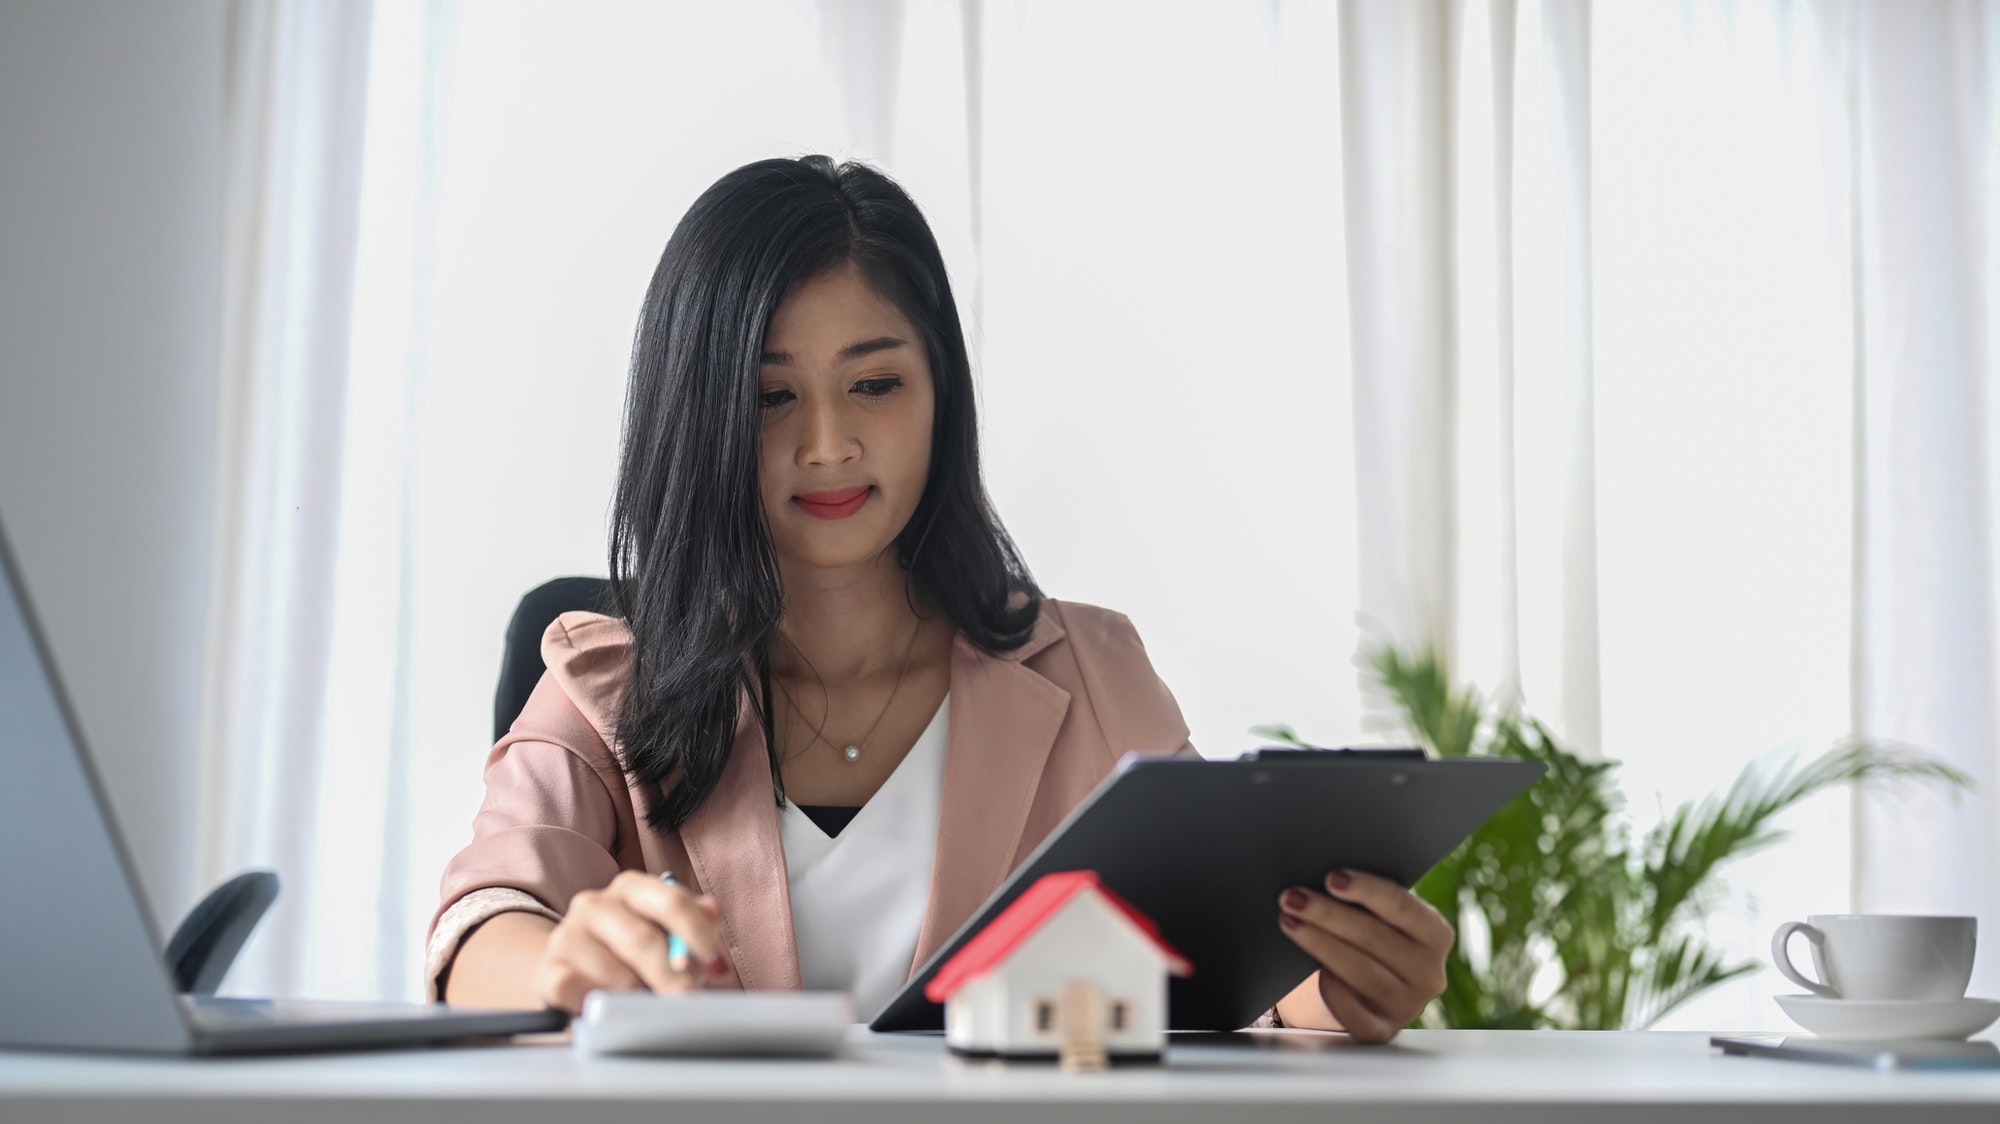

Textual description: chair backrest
[495,576,614,742]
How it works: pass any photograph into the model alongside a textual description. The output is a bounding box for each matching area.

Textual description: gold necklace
[776,618,925,763]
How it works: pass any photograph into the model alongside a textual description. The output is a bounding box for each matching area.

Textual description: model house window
[1111,1001,1129,1031]
[1035,1001,1055,1034]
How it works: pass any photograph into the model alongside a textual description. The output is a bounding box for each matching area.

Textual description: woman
[428,155,1451,1043]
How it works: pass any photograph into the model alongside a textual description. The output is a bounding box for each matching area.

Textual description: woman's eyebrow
[760,336,909,366]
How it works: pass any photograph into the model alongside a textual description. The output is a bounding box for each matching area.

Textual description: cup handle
[1771,921,1838,998]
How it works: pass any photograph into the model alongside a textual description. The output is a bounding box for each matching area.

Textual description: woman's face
[757,262,936,576]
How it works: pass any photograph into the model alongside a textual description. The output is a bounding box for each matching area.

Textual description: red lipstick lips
[793,485,872,520]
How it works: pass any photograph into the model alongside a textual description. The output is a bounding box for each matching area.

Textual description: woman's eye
[758,388,795,410]
[854,377,902,397]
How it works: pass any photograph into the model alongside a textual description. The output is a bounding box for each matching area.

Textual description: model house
[925,871,1193,1059]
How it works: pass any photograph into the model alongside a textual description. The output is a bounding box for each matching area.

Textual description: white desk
[3,1027,1998,1123]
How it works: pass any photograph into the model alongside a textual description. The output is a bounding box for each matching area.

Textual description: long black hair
[608,155,1041,832]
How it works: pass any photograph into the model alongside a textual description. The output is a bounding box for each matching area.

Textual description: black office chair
[493,576,614,742]
[166,869,280,994]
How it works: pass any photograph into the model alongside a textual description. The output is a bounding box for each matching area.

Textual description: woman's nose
[797,395,859,466]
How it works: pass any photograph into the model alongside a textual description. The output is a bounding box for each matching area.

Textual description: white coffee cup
[1770,914,1976,1002]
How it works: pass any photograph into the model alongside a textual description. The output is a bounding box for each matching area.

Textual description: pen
[660,871,693,978]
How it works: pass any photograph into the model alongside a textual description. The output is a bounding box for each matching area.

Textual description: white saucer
[1775,994,2000,1041]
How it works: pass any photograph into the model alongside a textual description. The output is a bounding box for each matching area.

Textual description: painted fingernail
[708,956,732,978]
[1280,913,1303,932]
[1325,870,1353,893]
[1282,889,1309,912]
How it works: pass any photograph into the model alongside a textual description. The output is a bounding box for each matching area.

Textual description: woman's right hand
[535,871,739,1014]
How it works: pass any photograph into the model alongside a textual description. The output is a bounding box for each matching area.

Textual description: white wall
[0,0,225,929]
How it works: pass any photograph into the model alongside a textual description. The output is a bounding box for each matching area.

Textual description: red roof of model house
[925,871,1193,1002]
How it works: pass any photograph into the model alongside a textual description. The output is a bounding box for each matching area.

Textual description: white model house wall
[945,893,1173,1056]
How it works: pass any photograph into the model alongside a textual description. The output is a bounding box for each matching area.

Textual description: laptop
[0,519,567,1054]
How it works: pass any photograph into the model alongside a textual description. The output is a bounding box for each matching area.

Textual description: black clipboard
[869,748,1544,1032]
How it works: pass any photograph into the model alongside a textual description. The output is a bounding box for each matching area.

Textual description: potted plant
[1255,646,1969,1030]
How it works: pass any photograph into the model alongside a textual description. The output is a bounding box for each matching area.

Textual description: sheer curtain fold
[1338,0,1458,676]
[1519,0,1599,759]
[1340,0,1599,753]
[199,0,376,998]
[1848,0,1998,993]
[816,0,908,164]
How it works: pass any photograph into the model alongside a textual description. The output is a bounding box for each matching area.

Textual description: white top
[779,695,949,1019]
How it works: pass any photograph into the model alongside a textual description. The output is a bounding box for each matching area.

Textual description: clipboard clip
[1238,746,1429,761]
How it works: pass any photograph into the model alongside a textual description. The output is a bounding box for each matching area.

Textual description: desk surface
[4,1027,1999,1124]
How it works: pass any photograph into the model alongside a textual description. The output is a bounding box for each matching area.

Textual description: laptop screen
[0,521,191,1052]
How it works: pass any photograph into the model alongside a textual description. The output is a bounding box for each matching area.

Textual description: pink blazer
[431,598,1194,991]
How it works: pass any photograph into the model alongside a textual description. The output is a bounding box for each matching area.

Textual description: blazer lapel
[908,614,1070,973]
[678,698,801,991]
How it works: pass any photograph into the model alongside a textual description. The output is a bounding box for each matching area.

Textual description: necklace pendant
[842,745,861,762]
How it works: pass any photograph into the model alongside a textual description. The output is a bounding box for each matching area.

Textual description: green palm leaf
[1642,743,1970,947]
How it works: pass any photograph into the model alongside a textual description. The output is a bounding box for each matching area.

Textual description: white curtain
[200,1,1997,1022]
[1340,0,1999,1025]
[198,0,379,997]
[1339,0,1603,754]
[1846,0,1997,972]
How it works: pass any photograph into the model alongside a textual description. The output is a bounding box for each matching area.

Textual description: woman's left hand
[1278,869,1454,1043]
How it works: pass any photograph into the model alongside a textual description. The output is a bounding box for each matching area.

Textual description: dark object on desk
[165,870,279,994]
[0,517,568,1054]
[1238,746,1429,761]
[1712,1034,2000,1070]
[496,576,614,741]
[871,749,1544,1033]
